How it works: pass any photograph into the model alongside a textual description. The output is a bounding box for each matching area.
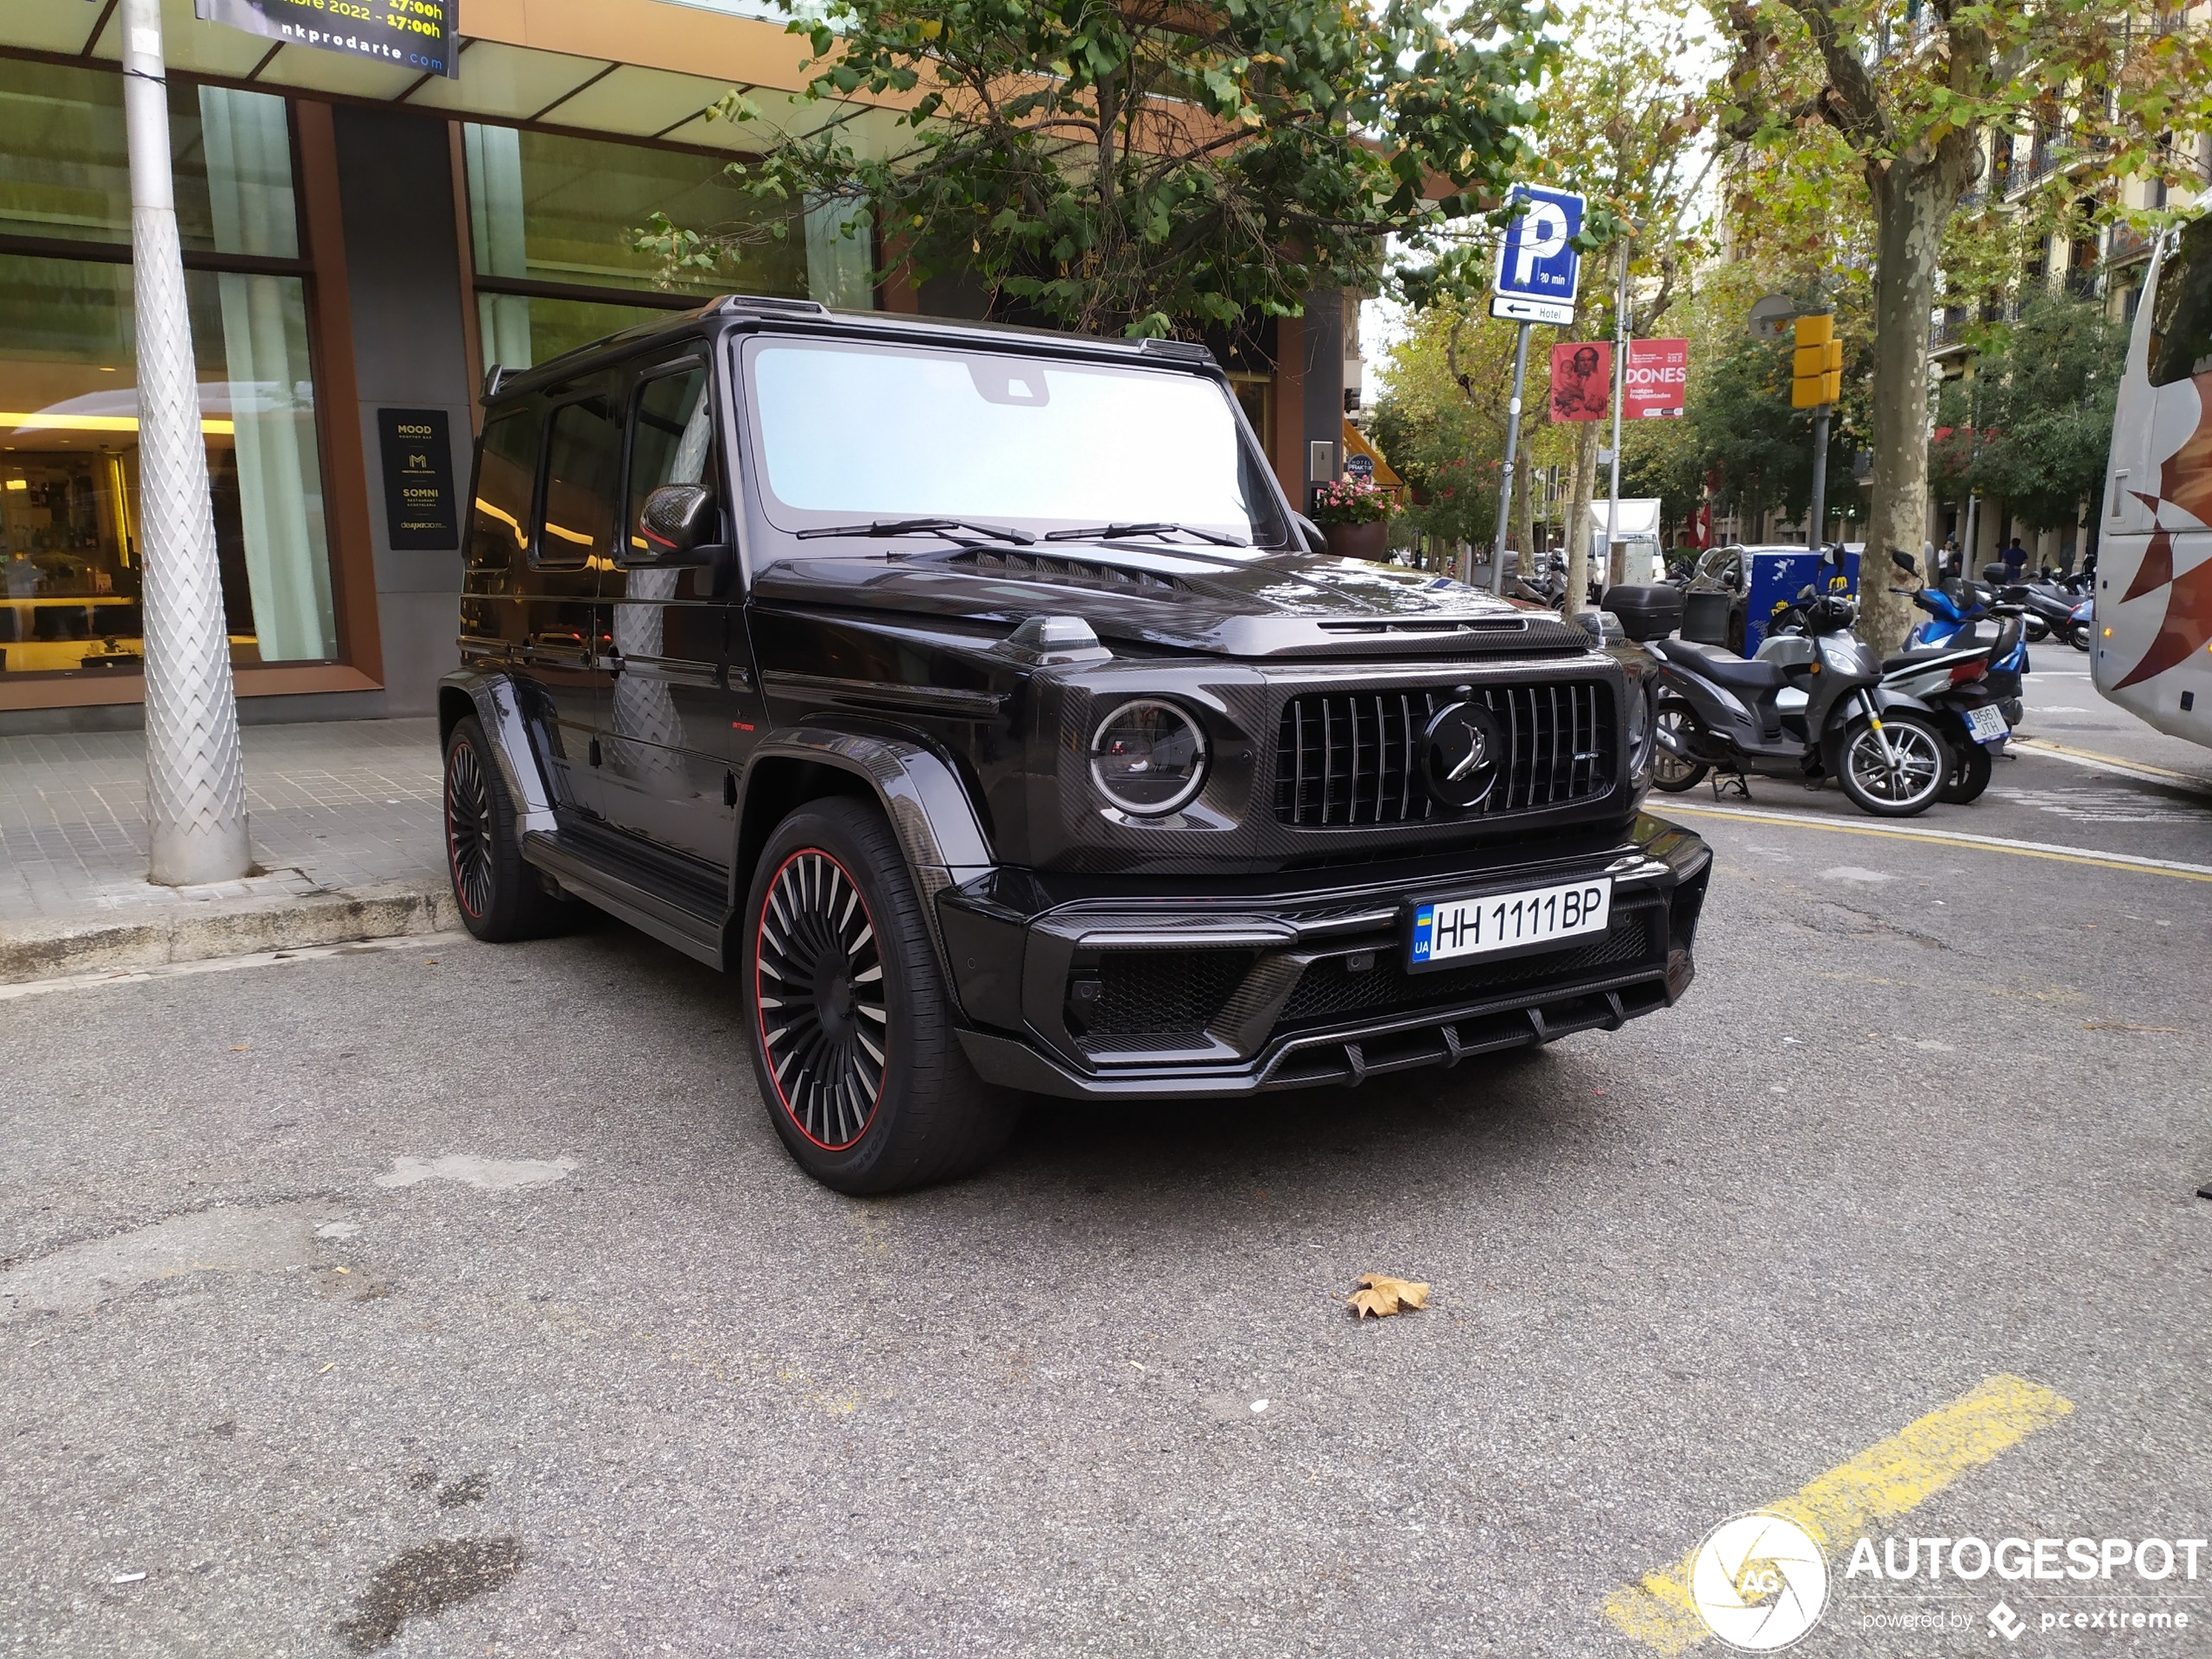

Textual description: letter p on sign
[1514,202,1569,286]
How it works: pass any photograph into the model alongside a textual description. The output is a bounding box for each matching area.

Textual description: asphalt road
[4,670,2209,1658]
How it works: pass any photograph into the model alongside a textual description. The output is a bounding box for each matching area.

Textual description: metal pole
[123,0,252,885]
[1487,320,1533,594]
[1807,407,1831,554]
[1604,239,1629,593]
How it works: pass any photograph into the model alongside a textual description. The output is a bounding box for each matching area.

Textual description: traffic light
[1791,314,1843,408]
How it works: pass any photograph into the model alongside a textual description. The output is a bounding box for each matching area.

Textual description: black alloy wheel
[742,798,1022,1193]
[446,737,496,921]
[753,846,889,1152]
[442,714,572,942]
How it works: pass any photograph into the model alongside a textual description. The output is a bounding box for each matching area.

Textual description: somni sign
[193,0,459,78]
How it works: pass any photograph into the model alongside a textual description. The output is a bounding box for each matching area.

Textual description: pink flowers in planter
[1311,477,1393,526]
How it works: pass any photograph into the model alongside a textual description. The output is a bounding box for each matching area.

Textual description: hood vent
[935,548,1187,594]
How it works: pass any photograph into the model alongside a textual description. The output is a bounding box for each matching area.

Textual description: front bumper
[939,813,1711,1101]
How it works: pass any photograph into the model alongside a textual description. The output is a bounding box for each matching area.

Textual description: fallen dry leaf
[1349,1272,1430,1319]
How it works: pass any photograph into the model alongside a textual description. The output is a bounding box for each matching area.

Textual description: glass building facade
[0,59,333,678]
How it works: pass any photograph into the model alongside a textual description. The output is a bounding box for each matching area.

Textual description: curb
[0,880,460,987]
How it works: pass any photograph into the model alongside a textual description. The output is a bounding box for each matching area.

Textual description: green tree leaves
[645,0,1559,337]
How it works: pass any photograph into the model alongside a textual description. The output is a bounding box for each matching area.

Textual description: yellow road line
[1661,802,2212,884]
[2012,734,2212,789]
[1603,1374,2074,1655]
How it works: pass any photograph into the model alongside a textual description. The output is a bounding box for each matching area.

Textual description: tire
[443,715,573,942]
[1940,735,1993,804]
[743,797,1022,1194]
[2022,615,2049,643]
[2068,624,2091,653]
[1837,710,1949,817]
[1650,700,1710,793]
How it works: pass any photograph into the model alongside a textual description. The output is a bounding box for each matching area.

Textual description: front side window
[625,366,716,559]
[741,339,1282,547]
[2147,214,2212,388]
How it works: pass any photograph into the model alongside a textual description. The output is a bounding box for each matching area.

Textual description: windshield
[739,337,1282,546]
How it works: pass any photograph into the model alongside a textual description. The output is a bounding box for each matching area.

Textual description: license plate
[1409,877,1613,971]
[1965,705,2008,745]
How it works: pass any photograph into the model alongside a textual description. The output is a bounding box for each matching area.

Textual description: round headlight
[1089,699,1209,816]
[1628,679,1657,782]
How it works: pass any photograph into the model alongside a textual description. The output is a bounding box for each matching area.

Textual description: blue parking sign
[1491,185,1584,325]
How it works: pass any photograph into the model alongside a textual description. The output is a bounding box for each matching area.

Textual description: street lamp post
[122,0,253,885]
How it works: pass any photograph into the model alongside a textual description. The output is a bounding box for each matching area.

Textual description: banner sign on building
[1625,338,1689,419]
[1548,341,1611,421]
[377,408,459,550]
[192,0,460,78]
[1490,185,1585,327]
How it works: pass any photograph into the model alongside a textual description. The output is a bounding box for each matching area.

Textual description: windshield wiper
[1042,521,1246,548]
[794,516,1035,546]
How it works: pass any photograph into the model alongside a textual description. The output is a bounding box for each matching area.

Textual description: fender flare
[733,725,995,976]
[439,670,558,838]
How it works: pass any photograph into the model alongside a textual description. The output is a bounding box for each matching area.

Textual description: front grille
[1278,897,1666,1028]
[1272,682,1613,827]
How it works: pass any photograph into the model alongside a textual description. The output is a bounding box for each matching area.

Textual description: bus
[2095,212,2212,745]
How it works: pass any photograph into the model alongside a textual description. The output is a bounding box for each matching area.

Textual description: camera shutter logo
[1688,1512,1830,1651]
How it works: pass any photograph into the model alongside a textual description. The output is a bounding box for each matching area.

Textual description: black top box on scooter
[1599,584,1685,643]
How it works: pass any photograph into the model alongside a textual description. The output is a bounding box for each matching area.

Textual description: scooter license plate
[1408,878,1613,971]
[1964,705,2008,745]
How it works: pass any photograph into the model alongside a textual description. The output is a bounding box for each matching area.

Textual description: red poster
[1625,337,1689,418]
[1548,341,1611,422]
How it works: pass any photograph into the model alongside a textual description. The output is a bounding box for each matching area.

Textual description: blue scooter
[1892,552,2027,725]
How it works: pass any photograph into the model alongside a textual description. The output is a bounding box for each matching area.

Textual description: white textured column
[123,0,252,885]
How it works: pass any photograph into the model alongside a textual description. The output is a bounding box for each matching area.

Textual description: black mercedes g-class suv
[440,295,1710,1193]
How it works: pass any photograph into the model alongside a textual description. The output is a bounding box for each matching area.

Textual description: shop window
[0,68,335,681]
[462,123,868,374]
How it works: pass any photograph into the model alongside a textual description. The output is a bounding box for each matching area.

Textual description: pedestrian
[2001,535,2027,580]
[1938,536,1961,579]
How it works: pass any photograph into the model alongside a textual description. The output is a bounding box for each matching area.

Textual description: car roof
[482,293,1221,405]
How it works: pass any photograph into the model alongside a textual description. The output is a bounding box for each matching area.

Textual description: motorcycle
[1627,578,1955,818]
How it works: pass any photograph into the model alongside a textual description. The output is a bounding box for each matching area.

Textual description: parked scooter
[1612,577,1955,818]
[1876,612,2020,806]
[1897,555,2029,725]
[2002,572,2093,648]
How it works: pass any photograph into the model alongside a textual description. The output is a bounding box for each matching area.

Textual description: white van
[2096,213,2212,745]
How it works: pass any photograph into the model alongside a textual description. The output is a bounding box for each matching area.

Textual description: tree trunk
[1563,420,1599,616]
[1859,156,1966,651]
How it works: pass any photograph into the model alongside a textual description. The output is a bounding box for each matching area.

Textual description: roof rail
[712,294,832,318]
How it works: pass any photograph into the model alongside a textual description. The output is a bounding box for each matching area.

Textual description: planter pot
[1325,520,1390,562]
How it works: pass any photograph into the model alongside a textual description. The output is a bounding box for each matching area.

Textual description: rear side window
[466,408,540,573]
[538,393,624,568]
[625,365,716,560]
[2148,215,2212,388]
